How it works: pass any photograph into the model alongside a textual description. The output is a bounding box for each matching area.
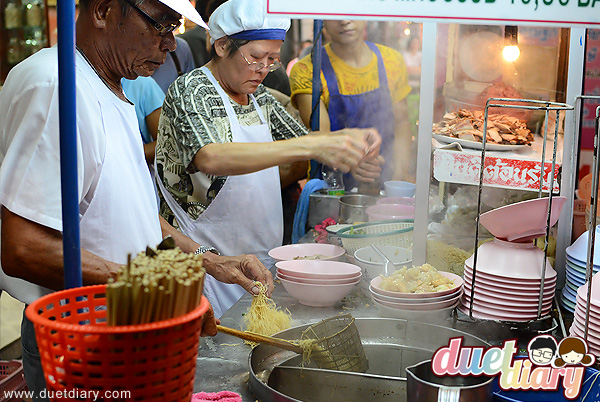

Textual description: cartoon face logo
[553,337,595,368]
[528,336,557,366]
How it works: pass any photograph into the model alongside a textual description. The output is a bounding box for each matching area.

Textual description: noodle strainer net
[301,314,368,372]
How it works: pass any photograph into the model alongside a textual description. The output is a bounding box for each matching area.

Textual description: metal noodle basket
[300,314,368,373]
[25,284,210,402]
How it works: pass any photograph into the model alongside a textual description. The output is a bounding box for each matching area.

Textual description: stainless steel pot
[308,191,342,228]
[406,360,494,402]
[338,194,378,224]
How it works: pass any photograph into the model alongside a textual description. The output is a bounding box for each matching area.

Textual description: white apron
[80,97,163,264]
[156,66,283,317]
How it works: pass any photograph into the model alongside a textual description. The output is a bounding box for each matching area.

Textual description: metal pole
[57,0,82,289]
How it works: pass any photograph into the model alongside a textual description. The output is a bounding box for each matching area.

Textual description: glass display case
[425,24,571,266]
[0,0,50,83]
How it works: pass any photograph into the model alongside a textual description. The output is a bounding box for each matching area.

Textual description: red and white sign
[433,149,561,192]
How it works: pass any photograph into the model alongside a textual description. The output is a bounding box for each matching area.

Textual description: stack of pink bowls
[369,273,463,323]
[275,260,361,307]
[459,239,556,321]
[569,273,600,356]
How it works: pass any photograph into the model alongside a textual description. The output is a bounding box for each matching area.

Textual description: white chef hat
[208,0,290,45]
[157,0,208,30]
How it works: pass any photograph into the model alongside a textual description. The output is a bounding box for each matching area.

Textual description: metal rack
[464,98,574,328]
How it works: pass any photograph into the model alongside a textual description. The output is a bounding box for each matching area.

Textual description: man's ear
[213,37,229,58]
[90,0,118,29]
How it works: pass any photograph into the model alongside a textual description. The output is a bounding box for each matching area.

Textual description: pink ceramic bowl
[376,197,416,206]
[371,293,461,311]
[461,291,553,310]
[370,271,463,299]
[278,276,360,307]
[462,279,555,302]
[458,303,551,322]
[479,196,567,242]
[275,260,361,280]
[268,244,345,262]
[465,238,557,280]
[366,204,415,222]
[369,285,461,304]
[276,270,361,285]
[463,264,557,285]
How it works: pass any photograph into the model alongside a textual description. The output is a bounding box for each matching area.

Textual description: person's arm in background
[144,107,161,164]
[393,99,414,182]
[386,46,414,182]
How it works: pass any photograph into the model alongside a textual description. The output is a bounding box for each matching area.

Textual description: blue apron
[317,42,395,190]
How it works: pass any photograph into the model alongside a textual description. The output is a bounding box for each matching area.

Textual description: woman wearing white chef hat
[155,0,382,317]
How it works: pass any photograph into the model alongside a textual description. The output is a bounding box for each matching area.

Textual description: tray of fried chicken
[432,109,534,146]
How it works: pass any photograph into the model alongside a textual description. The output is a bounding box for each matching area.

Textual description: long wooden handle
[216,325,304,354]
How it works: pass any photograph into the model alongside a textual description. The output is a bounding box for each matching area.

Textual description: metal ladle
[371,245,394,276]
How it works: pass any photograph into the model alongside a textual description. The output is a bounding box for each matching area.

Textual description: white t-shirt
[0,47,162,305]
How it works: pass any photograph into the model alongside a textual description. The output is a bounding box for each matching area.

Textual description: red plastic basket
[0,360,28,402]
[25,285,210,402]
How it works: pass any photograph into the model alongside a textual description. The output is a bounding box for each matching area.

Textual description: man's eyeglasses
[124,0,181,37]
[233,43,282,73]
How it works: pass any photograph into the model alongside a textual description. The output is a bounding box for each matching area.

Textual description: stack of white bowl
[563,226,600,313]
[369,272,463,325]
[569,272,600,357]
[275,260,361,307]
[459,239,556,321]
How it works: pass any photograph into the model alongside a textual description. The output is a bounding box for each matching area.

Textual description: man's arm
[294,93,331,131]
[0,207,121,290]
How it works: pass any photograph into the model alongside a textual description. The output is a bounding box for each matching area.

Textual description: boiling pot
[406,360,494,402]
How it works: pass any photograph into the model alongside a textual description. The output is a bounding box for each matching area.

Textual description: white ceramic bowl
[353,246,412,288]
[465,238,557,280]
[276,270,361,285]
[366,204,415,222]
[479,196,566,242]
[376,197,415,206]
[278,276,360,307]
[325,224,352,247]
[275,260,361,280]
[372,299,455,325]
[370,271,463,299]
[384,181,416,198]
[268,244,345,262]
[371,292,461,310]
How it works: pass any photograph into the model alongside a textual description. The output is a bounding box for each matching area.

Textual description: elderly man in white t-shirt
[0,0,274,399]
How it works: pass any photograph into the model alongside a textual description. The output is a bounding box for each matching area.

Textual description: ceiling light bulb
[503,45,520,62]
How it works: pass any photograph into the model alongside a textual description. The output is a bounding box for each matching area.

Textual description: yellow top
[289,43,412,109]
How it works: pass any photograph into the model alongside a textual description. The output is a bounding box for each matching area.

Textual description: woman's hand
[351,155,385,183]
[310,128,382,173]
[201,252,274,297]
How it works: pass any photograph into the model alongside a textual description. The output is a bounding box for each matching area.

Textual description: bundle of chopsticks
[106,238,205,326]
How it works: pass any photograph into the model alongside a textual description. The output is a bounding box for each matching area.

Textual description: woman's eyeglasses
[234,43,282,72]
[124,0,181,37]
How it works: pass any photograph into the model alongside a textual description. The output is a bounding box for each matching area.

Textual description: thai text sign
[432,150,561,192]
[267,0,600,27]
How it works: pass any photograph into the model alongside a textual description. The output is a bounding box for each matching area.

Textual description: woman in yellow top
[290,20,413,188]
